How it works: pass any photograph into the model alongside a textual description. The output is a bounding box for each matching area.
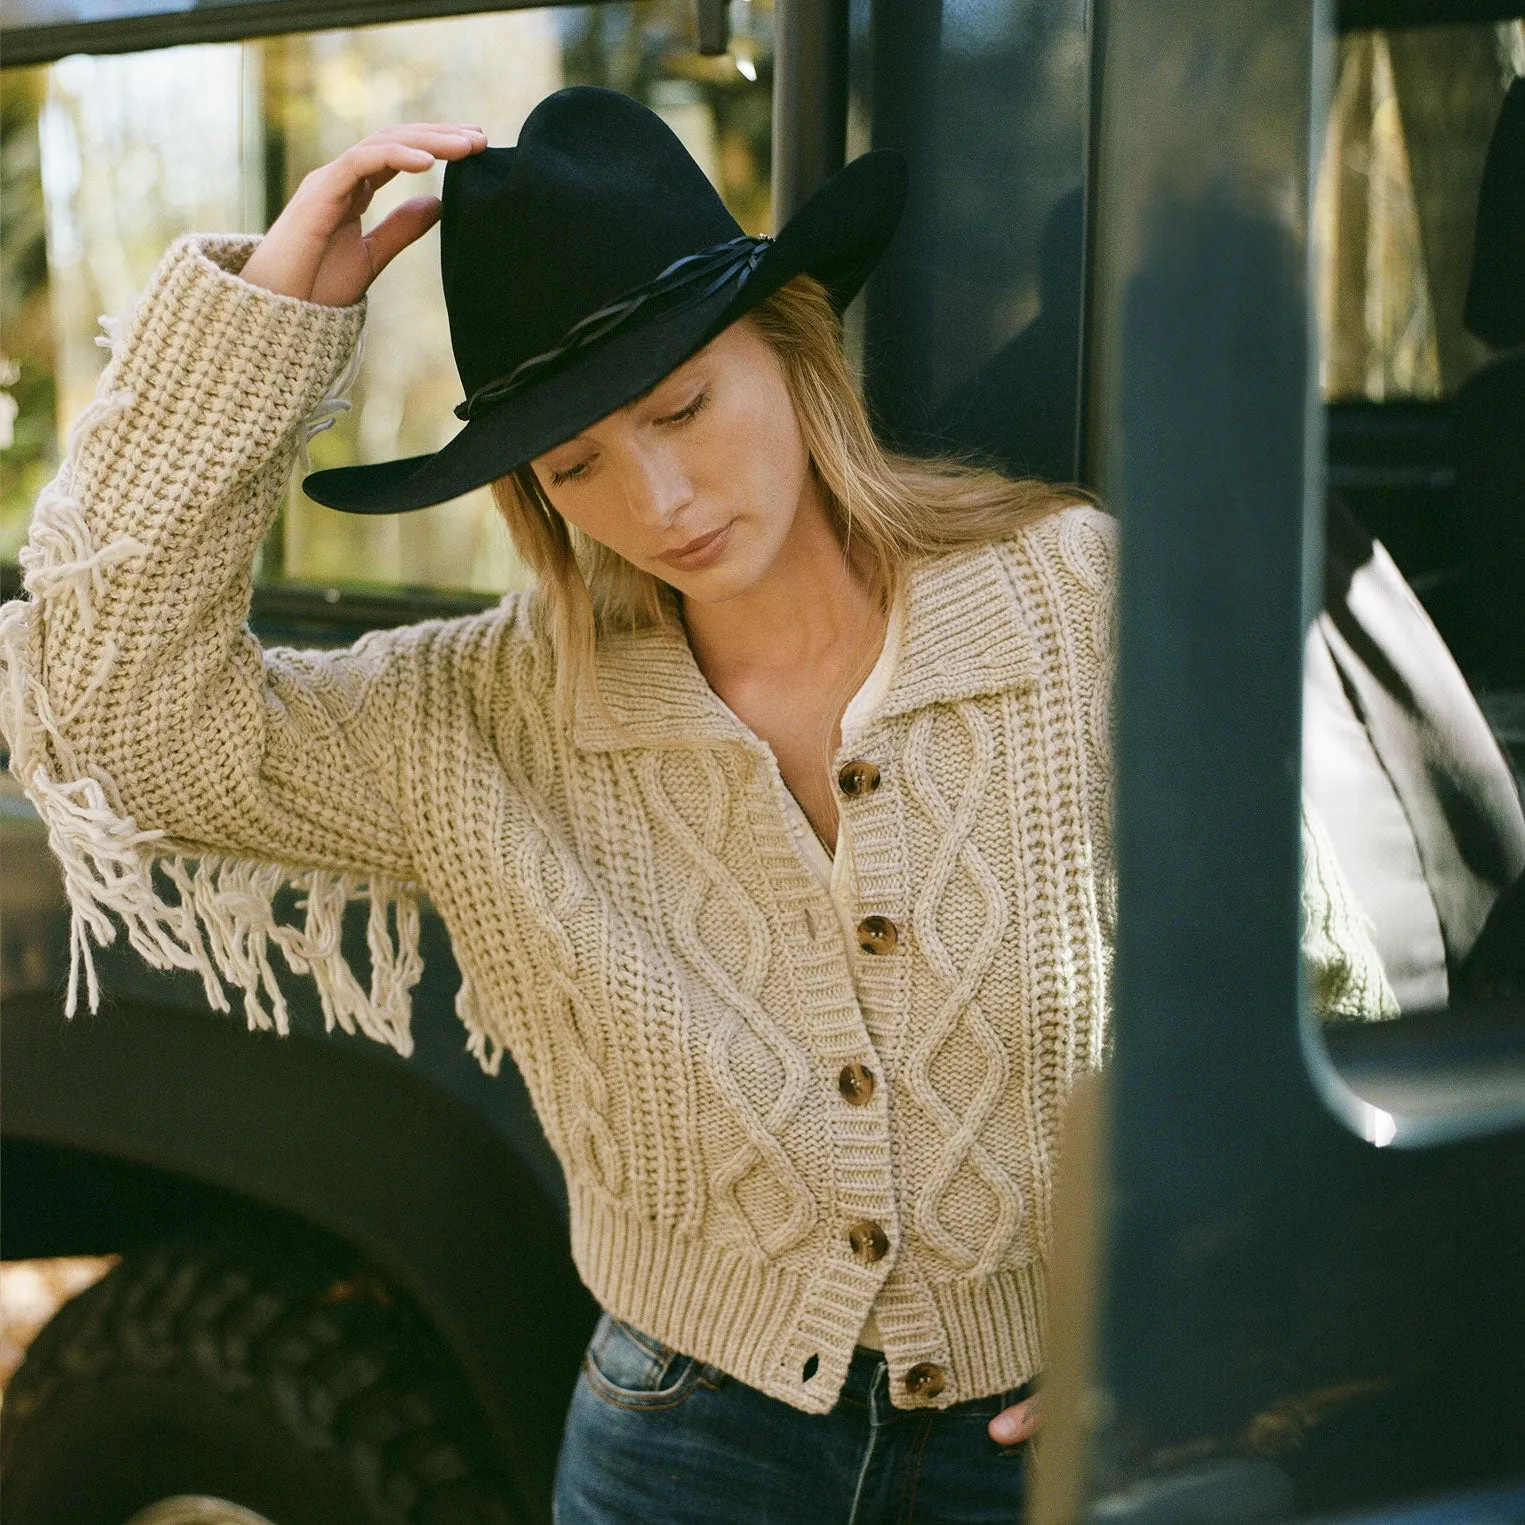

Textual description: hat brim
[301,148,908,516]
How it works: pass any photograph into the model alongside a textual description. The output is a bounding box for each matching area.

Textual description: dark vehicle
[2,0,1523,1523]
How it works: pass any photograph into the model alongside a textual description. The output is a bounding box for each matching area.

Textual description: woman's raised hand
[240,123,488,307]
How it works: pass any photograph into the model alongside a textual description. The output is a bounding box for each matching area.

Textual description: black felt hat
[302,86,908,515]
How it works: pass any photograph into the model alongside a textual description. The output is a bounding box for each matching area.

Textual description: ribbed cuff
[83,233,365,548]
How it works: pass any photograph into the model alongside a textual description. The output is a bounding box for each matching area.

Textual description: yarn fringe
[456,973,505,1076]
[0,320,421,1057]
[297,321,365,476]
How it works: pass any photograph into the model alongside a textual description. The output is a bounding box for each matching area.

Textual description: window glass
[1313,20,1524,401]
[3,0,243,27]
[0,1,775,590]
[1304,20,1525,1145]
[847,0,1089,484]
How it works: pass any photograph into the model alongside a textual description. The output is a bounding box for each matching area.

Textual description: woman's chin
[662,526,775,605]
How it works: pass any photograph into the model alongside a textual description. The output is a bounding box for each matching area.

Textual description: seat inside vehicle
[1305,66,1525,1020]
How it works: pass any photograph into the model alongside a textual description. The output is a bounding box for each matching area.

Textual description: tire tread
[0,1231,516,1525]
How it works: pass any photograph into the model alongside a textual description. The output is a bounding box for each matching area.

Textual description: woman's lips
[658,519,734,570]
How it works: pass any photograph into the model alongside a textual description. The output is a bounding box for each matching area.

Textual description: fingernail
[990,1412,1021,1443]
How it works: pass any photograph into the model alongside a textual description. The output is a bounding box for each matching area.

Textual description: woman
[0,88,1388,1524]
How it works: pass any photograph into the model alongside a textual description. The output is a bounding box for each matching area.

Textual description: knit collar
[571,538,1038,752]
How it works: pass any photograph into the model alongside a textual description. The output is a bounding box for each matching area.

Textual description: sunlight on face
[530,317,817,604]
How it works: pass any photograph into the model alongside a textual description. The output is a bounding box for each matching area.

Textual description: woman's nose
[623,444,694,529]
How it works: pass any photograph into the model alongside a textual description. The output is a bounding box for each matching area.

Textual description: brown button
[847,1220,890,1263]
[856,915,898,955]
[905,1362,947,1399]
[838,760,882,798]
[837,1063,876,1106]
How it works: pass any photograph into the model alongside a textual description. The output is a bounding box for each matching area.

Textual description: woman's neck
[679,483,888,848]
[679,486,884,693]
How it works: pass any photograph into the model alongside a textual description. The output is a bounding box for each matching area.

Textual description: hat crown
[441,87,744,400]
[301,89,906,515]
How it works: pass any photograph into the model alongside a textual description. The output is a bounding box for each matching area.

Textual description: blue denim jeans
[554,1312,1033,1524]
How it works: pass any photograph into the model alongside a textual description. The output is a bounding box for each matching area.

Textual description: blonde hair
[490,272,1089,735]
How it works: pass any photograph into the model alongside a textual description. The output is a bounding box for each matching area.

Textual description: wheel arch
[1,989,597,1521]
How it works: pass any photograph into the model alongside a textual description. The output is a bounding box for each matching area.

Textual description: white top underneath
[775,595,904,1351]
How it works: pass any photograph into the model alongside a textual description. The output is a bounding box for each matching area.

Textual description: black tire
[0,1230,518,1525]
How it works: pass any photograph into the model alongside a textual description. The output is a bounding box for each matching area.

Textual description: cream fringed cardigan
[0,236,1392,1417]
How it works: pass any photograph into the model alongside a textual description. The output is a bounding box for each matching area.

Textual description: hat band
[455,234,774,422]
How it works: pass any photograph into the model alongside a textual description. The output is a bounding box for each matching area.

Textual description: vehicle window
[4,0,238,26]
[1303,18,1525,1145]
[847,0,1090,485]
[0,1,774,591]
[1314,20,1523,402]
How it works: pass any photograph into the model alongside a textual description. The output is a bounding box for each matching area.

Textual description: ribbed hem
[929,1260,1048,1399]
[568,1183,1049,1414]
[570,1185,820,1411]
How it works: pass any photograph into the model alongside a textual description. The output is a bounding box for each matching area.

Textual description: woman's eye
[545,394,705,485]
[663,390,710,425]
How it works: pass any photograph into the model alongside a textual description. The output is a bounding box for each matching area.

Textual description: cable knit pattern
[1301,803,1399,1021]
[0,235,1392,1417]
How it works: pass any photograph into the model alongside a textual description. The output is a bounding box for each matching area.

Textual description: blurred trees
[1,69,55,562]
[1,2,774,591]
[1316,22,1521,401]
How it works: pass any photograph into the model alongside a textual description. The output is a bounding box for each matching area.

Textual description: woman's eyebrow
[541,359,713,458]
[624,351,713,414]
